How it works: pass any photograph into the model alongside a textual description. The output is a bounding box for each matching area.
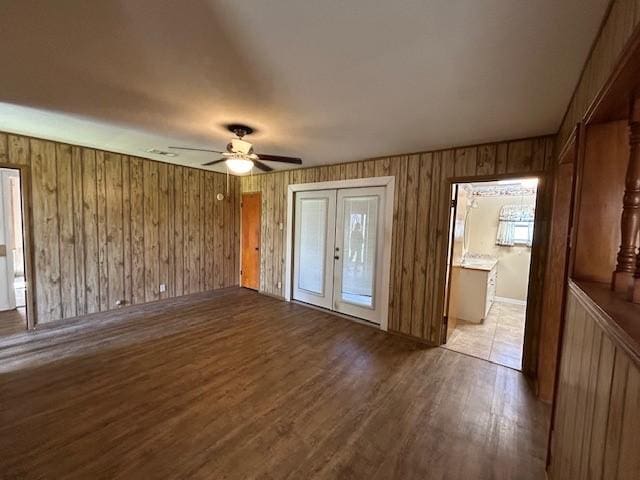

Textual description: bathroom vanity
[449,258,497,323]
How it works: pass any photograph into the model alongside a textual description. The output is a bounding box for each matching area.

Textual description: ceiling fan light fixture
[225,155,254,174]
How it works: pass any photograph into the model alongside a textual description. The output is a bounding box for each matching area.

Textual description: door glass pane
[341,195,378,307]
[298,197,328,294]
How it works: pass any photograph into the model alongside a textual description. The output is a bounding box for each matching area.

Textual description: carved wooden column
[633,241,640,302]
[613,95,640,296]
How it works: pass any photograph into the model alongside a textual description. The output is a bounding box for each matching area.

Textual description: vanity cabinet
[449,262,497,323]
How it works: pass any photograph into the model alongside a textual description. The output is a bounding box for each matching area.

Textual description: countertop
[452,259,498,272]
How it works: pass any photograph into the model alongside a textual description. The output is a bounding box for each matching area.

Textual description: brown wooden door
[241,193,261,290]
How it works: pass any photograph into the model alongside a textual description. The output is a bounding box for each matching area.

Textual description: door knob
[334,255,340,260]
[255,247,259,251]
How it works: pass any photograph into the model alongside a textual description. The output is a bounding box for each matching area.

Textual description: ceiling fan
[169,124,302,174]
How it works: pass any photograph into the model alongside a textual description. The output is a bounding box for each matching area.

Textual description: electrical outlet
[159,283,166,293]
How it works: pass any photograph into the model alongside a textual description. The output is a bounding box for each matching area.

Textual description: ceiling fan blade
[169,146,224,154]
[257,153,302,164]
[202,158,227,166]
[252,160,274,172]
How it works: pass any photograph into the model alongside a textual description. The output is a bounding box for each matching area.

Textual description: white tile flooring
[444,301,526,370]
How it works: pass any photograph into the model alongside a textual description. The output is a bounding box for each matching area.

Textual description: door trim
[284,176,395,331]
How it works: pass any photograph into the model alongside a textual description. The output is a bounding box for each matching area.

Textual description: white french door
[293,186,386,324]
[292,190,336,309]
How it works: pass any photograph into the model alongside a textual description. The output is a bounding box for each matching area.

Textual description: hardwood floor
[0,288,549,479]
[0,307,26,337]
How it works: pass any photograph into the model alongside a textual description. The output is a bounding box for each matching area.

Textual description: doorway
[241,192,261,290]
[286,178,394,329]
[443,177,539,370]
[0,168,28,335]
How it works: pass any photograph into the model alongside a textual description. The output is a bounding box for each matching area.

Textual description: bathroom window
[496,205,535,247]
[512,221,533,246]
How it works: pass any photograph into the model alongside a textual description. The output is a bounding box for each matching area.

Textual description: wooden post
[613,96,640,295]
[634,239,640,302]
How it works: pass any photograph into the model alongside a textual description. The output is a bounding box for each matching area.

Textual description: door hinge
[451,199,457,208]
[240,269,243,276]
[240,202,243,208]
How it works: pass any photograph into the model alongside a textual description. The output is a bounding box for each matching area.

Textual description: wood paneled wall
[558,0,640,148]
[241,136,555,344]
[0,132,240,325]
[548,282,640,479]
[573,121,630,283]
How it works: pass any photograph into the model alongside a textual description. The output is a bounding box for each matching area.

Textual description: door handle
[255,247,259,251]
[334,255,340,260]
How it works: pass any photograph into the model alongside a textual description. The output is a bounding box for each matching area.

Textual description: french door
[293,186,386,324]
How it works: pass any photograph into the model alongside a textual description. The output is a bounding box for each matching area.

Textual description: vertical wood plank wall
[572,121,629,284]
[548,283,640,480]
[241,136,554,344]
[0,132,240,325]
[558,0,640,148]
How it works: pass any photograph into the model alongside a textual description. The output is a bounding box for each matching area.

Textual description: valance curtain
[495,204,535,247]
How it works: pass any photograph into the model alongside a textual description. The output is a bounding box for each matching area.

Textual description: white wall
[466,194,536,302]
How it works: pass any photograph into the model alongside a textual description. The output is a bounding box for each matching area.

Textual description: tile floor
[444,301,526,370]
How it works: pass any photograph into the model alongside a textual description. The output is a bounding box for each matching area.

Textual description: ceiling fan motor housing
[227,138,254,155]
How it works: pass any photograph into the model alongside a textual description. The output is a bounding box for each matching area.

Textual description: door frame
[284,176,395,331]
[442,172,545,370]
[0,163,35,330]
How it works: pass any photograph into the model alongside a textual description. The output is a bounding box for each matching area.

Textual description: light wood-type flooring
[0,288,549,479]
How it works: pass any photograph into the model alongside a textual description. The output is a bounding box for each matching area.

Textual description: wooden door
[241,193,261,290]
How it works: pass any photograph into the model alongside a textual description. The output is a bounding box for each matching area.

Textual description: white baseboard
[494,296,527,306]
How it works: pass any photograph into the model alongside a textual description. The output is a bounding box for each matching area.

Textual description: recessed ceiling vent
[146,148,178,157]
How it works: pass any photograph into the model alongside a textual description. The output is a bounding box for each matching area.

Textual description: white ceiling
[0,0,608,173]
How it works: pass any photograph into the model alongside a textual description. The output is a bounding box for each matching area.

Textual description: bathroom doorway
[0,168,28,336]
[443,177,539,370]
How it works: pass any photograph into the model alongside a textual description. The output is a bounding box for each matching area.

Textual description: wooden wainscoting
[241,136,555,347]
[0,132,241,326]
[548,281,640,479]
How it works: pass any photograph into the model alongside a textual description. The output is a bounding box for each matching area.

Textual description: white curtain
[496,205,534,247]
[496,220,515,246]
